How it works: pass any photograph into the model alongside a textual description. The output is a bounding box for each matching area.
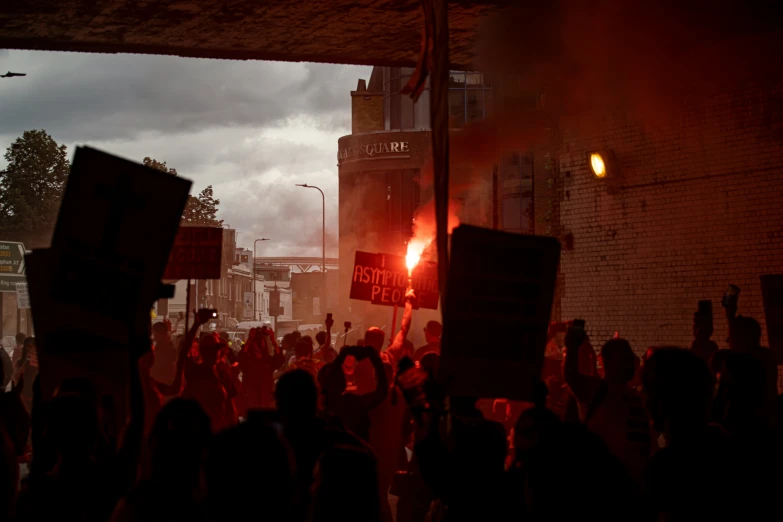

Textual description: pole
[185,278,191,332]
[16,307,20,335]
[321,187,326,313]
[390,304,399,341]
[253,244,257,321]
[431,0,450,309]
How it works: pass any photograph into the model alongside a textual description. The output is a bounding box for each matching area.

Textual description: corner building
[338,67,546,338]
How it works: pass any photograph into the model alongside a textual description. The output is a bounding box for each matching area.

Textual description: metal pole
[253,238,270,321]
[296,184,326,315]
[185,278,191,332]
[390,304,399,341]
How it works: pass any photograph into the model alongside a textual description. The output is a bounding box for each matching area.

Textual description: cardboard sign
[350,250,438,309]
[43,146,191,346]
[0,241,26,293]
[761,274,783,362]
[439,225,561,400]
[15,282,30,309]
[163,226,223,280]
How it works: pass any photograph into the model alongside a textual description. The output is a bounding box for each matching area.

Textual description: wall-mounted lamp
[586,149,621,193]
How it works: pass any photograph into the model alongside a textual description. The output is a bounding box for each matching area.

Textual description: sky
[0,49,371,258]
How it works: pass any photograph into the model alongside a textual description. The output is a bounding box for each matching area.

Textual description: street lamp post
[296,184,326,314]
[253,238,270,320]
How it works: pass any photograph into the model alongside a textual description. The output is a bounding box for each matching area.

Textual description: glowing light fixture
[586,149,622,194]
[590,153,607,178]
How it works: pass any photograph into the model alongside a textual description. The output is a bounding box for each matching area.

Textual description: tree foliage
[143,157,177,176]
[0,130,70,248]
[144,157,222,227]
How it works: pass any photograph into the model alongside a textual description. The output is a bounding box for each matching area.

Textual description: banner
[349,250,438,309]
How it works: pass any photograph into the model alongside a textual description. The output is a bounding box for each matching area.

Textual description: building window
[448,71,492,128]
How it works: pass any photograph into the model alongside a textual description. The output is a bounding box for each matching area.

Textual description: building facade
[338,67,542,335]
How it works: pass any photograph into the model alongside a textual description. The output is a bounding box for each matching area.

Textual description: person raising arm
[386,289,417,368]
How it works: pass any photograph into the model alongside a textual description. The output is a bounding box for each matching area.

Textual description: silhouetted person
[17,394,116,522]
[310,445,381,522]
[690,311,718,365]
[288,338,320,380]
[564,335,650,485]
[150,320,177,386]
[207,418,293,522]
[110,399,211,522]
[239,326,284,409]
[10,332,26,369]
[413,320,442,362]
[523,422,635,521]
[276,369,364,522]
[321,345,388,442]
[728,315,778,427]
[415,396,509,522]
[15,337,37,412]
[183,333,231,432]
[642,348,741,520]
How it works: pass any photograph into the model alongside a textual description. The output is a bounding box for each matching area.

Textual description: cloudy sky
[0,49,370,257]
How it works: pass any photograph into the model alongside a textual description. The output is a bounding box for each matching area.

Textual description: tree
[144,157,222,227]
[143,157,177,175]
[0,130,70,248]
[182,185,223,227]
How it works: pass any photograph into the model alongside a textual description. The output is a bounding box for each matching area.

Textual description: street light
[296,183,326,314]
[253,238,270,320]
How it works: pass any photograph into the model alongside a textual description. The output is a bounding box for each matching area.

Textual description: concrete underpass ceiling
[0,0,507,68]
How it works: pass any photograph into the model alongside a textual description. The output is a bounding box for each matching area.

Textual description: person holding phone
[314,313,336,365]
[320,345,389,442]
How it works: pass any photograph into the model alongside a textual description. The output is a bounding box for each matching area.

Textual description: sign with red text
[163,226,223,280]
[350,250,438,309]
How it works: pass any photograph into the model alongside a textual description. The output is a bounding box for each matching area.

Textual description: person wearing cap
[413,320,442,363]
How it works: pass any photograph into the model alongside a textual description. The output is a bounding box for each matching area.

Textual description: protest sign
[439,225,560,400]
[27,147,191,424]
[350,250,438,309]
[163,226,223,280]
[761,274,783,362]
[43,146,191,345]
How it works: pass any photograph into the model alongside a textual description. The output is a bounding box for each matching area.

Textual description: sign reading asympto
[350,250,438,309]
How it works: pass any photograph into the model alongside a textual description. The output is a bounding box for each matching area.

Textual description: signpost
[0,241,26,293]
[15,282,30,309]
[439,225,561,400]
[243,291,254,320]
[350,250,438,310]
[163,226,224,280]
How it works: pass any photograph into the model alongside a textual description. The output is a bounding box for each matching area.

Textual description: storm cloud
[0,50,370,257]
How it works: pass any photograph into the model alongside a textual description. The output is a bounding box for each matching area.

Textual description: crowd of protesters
[1,287,783,522]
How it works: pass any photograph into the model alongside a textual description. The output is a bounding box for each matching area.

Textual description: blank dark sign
[439,225,560,400]
[761,274,783,363]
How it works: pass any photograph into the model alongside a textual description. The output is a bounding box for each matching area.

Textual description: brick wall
[557,83,783,353]
[351,92,384,134]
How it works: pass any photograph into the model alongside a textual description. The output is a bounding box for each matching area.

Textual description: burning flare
[405,198,461,276]
[406,239,426,275]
